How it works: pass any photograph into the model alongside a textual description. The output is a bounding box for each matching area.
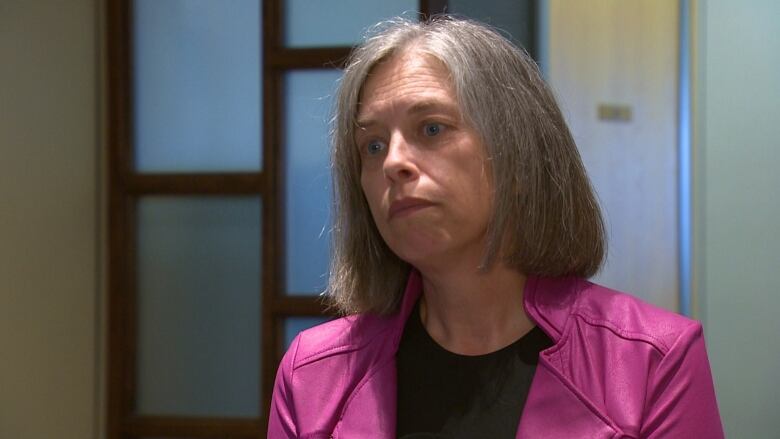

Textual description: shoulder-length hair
[328,15,605,315]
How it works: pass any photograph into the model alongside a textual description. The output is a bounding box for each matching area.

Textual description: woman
[269,16,723,438]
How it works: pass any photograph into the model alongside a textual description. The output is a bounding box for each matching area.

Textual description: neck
[418,262,533,356]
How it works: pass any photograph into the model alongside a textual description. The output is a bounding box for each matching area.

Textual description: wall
[541,0,780,434]
[693,0,780,436]
[0,1,100,438]
[544,0,680,311]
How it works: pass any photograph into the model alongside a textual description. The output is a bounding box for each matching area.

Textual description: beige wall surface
[693,1,780,436]
[545,0,780,435]
[545,0,680,311]
[0,1,100,438]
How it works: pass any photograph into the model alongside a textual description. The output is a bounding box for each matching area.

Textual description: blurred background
[0,0,777,437]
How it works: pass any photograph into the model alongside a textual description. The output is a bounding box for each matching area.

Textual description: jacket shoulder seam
[293,323,396,369]
[571,310,675,354]
[295,344,361,368]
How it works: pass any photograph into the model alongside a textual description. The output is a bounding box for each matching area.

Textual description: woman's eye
[366,140,386,155]
[423,123,443,137]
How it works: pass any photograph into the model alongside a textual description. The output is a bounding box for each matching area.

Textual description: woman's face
[356,50,494,270]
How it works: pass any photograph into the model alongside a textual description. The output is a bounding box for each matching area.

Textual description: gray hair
[327,15,605,315]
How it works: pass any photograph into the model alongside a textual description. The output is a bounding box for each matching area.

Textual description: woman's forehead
[356,51,459,121]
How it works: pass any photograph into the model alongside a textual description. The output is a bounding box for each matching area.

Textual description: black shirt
[396,301,554,438]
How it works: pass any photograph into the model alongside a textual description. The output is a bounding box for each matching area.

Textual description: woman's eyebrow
[356,99,460,128]
[407,100,459,116]
[355,118,377,130]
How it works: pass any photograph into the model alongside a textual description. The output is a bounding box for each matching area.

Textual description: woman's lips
[388,197,434,220]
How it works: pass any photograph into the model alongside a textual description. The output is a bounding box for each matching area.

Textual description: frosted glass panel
[133,0,262,172]
[136,197,261,417]
[284,317,330,349]
[448,0,536,51]
[284,0,417,47]
[284,70,341,294]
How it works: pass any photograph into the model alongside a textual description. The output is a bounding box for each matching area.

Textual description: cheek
[479,173,494,216]
[462,162,494,221]
[454,160,491,196]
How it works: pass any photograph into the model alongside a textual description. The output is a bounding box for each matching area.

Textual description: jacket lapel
[517,359,623,438]
[332,358,397,438]
[519,276,626,438]
[334,344,624,439]
[332,270,421,438]
[335,273,625,438]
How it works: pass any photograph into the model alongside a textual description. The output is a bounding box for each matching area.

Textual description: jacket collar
[335,271,622,438]
[387,269,578,344]
[522,275,581,341]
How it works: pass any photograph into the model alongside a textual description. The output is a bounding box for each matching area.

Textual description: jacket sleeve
[268,335,301,439]
[640,322,725,438]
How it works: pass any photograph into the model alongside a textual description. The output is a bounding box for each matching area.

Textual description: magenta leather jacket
[269,271,724,438]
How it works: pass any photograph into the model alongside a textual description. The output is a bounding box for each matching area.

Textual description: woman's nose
[382,134,419,182]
